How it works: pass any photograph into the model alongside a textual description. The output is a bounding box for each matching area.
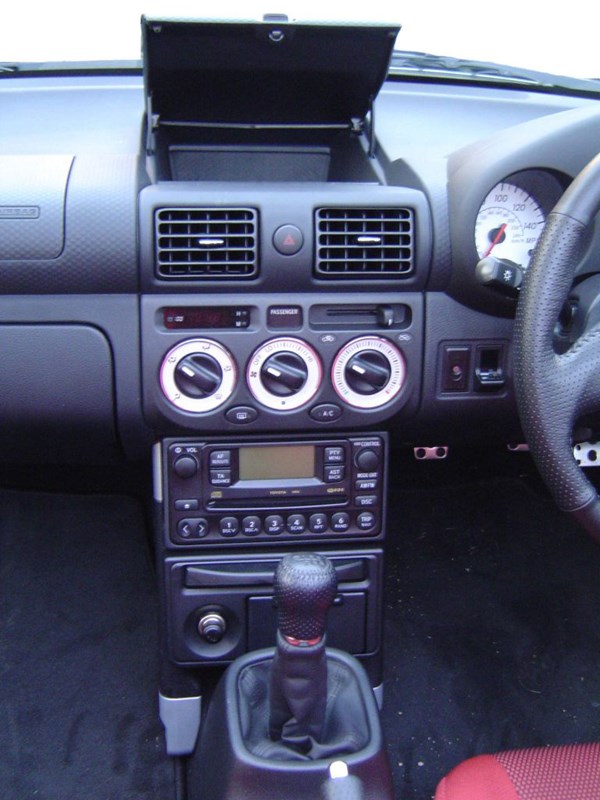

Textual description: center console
[141,17,425,797]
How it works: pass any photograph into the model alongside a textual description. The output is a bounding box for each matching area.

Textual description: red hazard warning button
[273,224,304,256]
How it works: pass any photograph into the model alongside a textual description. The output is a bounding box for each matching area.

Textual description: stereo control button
[265,515,285,535]
[325,466,345,483]
[355,495,377,507]
[219,517,239,537]
[355,449,380,471]
[325,447,345,463]
[355,479,377,491]
[309,513,328,534]
[331,512,350,532]
[210,469,232,486]
[242,516,262,536]
[173,455,199,479]
[357,512,377,531]
[174,499,199,511]
[178,518,209,539]
[287,514,306,534]
[210,450,231,467]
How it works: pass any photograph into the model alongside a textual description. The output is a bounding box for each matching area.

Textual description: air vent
[155,208,258,279]
[315,208,414,278]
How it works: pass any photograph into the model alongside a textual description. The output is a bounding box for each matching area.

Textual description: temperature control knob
[345,351,391,395]
[160,339,237,413]
[247,338,322,410]
[332,336,406,409]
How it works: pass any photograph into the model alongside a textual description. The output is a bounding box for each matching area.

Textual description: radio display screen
[238,445,315,481]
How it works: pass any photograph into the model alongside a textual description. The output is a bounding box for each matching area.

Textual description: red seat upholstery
[434,743,600,800]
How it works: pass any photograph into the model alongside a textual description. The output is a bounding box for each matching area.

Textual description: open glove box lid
[142,17,399,130]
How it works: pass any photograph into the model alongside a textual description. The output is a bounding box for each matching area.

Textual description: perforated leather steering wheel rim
[514,152,600,542]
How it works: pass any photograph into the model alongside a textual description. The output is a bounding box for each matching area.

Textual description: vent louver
[155,208,258,279]
[315,208,414,278]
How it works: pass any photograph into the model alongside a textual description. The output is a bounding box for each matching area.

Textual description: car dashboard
[1,16,600,800]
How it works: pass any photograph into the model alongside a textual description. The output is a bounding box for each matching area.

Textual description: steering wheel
[514,152,600,542]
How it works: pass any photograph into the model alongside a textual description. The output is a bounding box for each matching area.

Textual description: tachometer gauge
[475,182,545,270]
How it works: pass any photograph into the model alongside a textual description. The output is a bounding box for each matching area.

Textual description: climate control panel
[161,434,387,547]
[142,292,422,433]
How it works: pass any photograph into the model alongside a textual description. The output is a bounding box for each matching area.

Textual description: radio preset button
[286,514,306,534]
[325,447,345,464]
[309,513,328,534]
[325,465,345,483]
[265,515,285,535]
[331,512,350,532]
[357,511,377,531]
[219,517,240,537]
[210,450,231,467]
[242,516,261,536]
[210,469,232,486]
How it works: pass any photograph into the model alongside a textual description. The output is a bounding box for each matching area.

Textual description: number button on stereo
[287,514,306,534]
[242,516,261,536]
[265,515,285,535]
[309,513,328,534]
[331,512,350,532]
[219,517,239,537]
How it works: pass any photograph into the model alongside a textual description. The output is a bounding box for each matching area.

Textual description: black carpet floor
[2,475,598,800]
[0,490,172,800]
[381,475,600,799]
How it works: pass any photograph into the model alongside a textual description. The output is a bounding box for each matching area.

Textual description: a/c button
[310,403,342,422]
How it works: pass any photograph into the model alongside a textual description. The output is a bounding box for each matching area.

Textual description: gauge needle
[483,223,507,258]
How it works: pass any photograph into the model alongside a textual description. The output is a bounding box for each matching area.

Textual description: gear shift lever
[275,552,337,644]
[269,553,337,747]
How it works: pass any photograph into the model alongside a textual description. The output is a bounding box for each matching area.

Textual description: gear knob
[274,553,337,644]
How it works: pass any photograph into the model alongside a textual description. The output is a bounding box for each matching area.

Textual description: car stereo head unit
[162,435,386,546]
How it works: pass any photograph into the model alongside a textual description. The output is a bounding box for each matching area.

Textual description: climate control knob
[260,352,308,396]
[247,338,322,410]
[332,336,406,409]
[160,339,237,413]
[345,350,391,395]
[175,353,222,398]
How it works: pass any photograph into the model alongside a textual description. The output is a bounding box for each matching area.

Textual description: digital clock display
[163,306,250,330]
